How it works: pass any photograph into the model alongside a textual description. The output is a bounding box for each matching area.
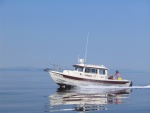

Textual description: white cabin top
[73,59,108,70]
[73,64,108,70]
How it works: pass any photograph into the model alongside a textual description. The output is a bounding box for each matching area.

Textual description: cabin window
[85,68,90,73]
[85,68,97,74]
[91,68,97,74]
[78,67,83,72]
[100,69,105,75]
[75,67,83,72]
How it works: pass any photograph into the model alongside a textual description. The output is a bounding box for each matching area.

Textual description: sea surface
[0,70,150,113]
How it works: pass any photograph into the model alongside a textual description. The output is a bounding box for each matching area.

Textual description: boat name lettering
[85,74,92,77]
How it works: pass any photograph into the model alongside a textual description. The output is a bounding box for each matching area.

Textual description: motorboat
[46,59,132,88]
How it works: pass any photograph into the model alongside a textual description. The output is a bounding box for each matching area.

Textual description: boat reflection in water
[49,87,131,112]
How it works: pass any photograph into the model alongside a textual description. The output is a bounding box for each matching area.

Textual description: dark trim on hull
[51,71,130,85]
[57,83,74,90]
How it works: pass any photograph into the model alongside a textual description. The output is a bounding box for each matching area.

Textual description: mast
[85,32,89,63]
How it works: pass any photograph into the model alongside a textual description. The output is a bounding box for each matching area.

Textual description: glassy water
[0,70,150,113]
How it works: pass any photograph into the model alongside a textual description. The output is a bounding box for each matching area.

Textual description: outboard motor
[130,81,133,87]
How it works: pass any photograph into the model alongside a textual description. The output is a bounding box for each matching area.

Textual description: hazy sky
[0,0,150,72]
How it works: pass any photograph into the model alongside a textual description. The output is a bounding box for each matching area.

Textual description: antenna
[78,55,80,63]
[85,32,89,62]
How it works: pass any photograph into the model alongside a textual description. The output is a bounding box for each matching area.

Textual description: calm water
[0,70,150,113]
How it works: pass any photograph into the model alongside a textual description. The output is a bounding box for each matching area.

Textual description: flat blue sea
[0,70,150,113]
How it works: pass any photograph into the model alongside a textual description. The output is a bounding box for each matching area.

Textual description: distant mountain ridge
[0,67,43,71]
[109,68,149,75]
[0,67,149,74]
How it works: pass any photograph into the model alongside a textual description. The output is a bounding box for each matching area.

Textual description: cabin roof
[73,64,108,70]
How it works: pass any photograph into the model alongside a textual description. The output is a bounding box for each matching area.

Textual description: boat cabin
[73,64,108,76]
[63,59,109,80]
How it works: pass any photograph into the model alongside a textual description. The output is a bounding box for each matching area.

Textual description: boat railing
[49,63,71,72]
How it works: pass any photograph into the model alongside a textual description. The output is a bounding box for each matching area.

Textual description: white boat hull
[49,71,132,87]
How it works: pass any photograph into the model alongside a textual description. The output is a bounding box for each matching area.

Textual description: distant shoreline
[0,67,43,71]
[0,68,149,74]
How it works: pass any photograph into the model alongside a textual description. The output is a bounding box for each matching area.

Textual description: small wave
[131,85,150,89]
[72,85,150,94]
[76,85,150,90]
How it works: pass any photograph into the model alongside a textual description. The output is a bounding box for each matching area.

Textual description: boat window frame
[74,66,84,72]
[85,67,98,74]
[99,69,106,75]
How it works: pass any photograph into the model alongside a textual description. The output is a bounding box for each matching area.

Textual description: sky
[0,0,150,72]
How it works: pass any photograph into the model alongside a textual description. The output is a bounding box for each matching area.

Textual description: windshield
[75,66,83,72]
